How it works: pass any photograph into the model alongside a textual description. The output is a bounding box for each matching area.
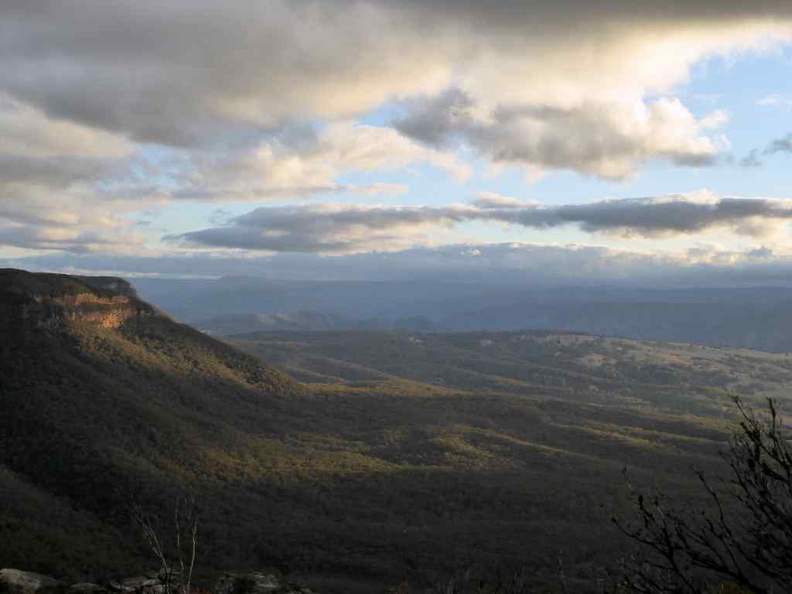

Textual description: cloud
[172,122,468,202]
[396,90,729,180]
[0,162,148,254]
[3,1,792,256]
[0,112,465,251]
[472,192,536,209]
[0,1,455,146]
[0,94,132,158]
[170,182,410,202]
[740,149,764,168]
[171,191,792,254]
[740,132,792,167]
[0,94,136,225]
[0,225,145,254]
[490,191,792,238]
[0,150,158,253]
[758,94,792,110]
[0,179,153,253]
[10,241,792,288]
[0,92,154,253]
[0,155,111,189]
[766,134,792,154]
[172,203,472,253]
[1,1,790,176]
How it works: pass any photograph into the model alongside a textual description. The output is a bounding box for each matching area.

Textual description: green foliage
[6,273,792,592]
[228,330,792,414]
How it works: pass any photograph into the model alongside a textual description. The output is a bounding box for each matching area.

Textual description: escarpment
[0,269,159,331]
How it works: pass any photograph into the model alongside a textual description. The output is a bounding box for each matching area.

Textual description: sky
[3,1,792,283]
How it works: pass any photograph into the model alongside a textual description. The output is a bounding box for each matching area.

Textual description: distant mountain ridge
[196,310,438,334]
[132,276,792,351]
[440,299,792,352]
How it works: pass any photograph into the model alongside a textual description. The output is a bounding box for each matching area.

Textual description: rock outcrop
[0,571,315,594]
[66,584,106,594]
[108,575,164,594]
[211,572,314,594]
[0,569,60,594]
[0,269,159,331]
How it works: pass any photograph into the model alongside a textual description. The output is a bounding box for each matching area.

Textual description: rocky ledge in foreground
[0,569,315,594]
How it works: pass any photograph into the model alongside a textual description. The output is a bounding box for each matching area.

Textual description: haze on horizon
[2,1,792,286]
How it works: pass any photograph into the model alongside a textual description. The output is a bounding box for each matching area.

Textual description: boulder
[106,577,163,594]
[277,585,314,594]
[120,578,159,592]
[211,572,283,594]
[67,584,106,594]
[0,570,60,594]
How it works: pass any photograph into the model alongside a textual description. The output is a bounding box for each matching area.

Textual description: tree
[614,398,792,593]
[131,496,199,594]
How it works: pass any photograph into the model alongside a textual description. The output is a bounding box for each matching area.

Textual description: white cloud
[14,241,792,288]
[397,92,730,180]
[0,95,132,159]
[0,224,145,254]
[0,92,150,253]
[174,122,469,202]
[2,2,790,171]
[758,94,792,109]
[172,202,469,253]
[0,178,157,253]
[2,1,792,257]
[472,192,536,209]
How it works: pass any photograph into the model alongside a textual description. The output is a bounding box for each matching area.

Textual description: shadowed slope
[0,270,769,592]
[0,269,296,578]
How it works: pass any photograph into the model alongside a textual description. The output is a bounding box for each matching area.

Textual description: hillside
[0,270,295,578]
[440,300,792,353]
[196,311,355,334]
[227,329,792,413]
[4,270,792,592]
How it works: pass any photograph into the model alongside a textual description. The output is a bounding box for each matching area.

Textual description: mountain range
[133,276,792,352]
[196,311,437,335]
[4,269,792,592]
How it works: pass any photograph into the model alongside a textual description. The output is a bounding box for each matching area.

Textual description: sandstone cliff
[0,269,159,331]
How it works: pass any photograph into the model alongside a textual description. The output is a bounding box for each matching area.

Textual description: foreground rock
[0,571,315,594]
[66,584,106,594]
[212,572,314,594]
[107,575,164,594]
[0,570,60,594]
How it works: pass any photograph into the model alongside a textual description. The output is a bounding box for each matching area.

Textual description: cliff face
[0,269,159,331]
[0,269,297,580]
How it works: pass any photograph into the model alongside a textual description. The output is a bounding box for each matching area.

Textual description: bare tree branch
[614,397,792,593]
[130,496,199,594]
